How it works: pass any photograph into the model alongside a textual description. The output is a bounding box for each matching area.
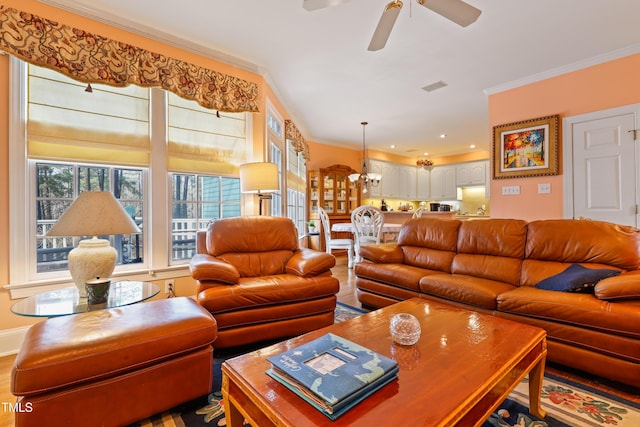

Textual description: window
[267,104,284,217]
[37,162,143,273]
[170,174,240,262]
[167,92,245,263]
[9,60,248,288]
[287,139,308,235]
[270,143,283,217]
[267,111,283,137]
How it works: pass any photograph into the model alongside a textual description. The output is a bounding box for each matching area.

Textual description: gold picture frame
[492,114,559,179]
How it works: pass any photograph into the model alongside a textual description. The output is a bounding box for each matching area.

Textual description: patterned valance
[285,119,310,161]
[0,7,259,113]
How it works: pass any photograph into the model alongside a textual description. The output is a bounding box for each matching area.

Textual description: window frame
[7,58,251,297]
[267,100,285,217]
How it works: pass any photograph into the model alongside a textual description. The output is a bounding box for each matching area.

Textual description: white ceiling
[41,0,640,157]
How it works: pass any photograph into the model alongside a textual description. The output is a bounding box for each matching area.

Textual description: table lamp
[239,162,279,215]
[46,191,141,296]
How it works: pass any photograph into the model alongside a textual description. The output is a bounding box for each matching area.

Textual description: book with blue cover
[266,333,399,419]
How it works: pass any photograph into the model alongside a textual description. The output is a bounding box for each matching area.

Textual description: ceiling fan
[303,0,482,51]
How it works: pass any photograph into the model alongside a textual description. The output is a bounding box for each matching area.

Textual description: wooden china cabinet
[308,164,361,250]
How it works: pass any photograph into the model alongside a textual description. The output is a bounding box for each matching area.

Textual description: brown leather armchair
[190,216,340,348]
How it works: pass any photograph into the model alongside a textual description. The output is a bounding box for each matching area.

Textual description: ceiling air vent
[422,81,448,92]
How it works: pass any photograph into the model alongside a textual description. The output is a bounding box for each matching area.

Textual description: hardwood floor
[0,254,636,427]
[0,354,15,427]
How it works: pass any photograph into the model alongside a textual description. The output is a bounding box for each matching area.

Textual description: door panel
[572,113,636,225]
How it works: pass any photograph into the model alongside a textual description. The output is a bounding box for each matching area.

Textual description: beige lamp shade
[239,162,279,193]
[46,191,140,297]
[47,191,140,237]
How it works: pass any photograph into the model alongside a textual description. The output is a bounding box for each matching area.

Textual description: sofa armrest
[286,248,336,277]
[595,270,640,301]
[360,243,404,264]
[189,254,240,285]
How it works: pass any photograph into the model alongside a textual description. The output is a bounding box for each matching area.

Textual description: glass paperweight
[390,313,421,346]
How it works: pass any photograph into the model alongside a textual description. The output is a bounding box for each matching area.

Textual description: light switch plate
[538,183,551,194]
[502,185,520,195]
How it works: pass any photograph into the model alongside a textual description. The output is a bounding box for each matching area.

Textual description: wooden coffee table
[222,298,547,426]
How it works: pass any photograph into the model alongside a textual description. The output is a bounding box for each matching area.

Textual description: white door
[566,106,638,226]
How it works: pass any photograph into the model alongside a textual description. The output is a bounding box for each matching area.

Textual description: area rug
[133,303,639,427]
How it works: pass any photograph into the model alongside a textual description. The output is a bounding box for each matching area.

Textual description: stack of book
[266,333,399,420]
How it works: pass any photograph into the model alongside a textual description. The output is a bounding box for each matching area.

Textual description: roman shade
[28,64,150,166]
[167,93,246,174]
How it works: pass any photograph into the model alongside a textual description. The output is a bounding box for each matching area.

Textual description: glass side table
[11,281,161,317]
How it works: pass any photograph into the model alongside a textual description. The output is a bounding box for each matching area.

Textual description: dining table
[331,222,403,242]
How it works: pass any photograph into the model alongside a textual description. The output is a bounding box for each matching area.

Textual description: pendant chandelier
[416,158,434,171]
[348,121,382,194]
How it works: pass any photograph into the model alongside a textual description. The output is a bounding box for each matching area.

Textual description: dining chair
[318,207,354,268]
[351,205,384,263]
[412,207,429,218]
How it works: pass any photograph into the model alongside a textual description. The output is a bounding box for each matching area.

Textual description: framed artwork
[492,114,559,179]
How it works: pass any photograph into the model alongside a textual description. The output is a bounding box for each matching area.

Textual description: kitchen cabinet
[430,166,457,200]
[456,161,487,186]
[416,167,431,200]
[366,159,487,201]
[308,164,360,220]
[368,159,396,198]
[398,165,417,199]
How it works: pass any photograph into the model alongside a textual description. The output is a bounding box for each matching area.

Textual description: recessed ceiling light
[390,144,396,148]
[423,152,429,156]
[470,144,476,148]
[440,134,447,138]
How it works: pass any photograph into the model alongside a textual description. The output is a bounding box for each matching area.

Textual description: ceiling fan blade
[417,0,481,27]
[368,0,403,51]
[303,0,352,11]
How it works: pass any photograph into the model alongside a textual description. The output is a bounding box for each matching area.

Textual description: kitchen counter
[383,211,455,223]
[456,214,490,220]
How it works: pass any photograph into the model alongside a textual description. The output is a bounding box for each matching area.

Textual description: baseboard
[0,326,30,357]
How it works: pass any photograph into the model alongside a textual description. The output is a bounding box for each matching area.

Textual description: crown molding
[36,0,262,74]
[484,43,640,95]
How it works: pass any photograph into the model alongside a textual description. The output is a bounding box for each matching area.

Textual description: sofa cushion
[398,217,461,250]
[402,246,456,273]
[197,274,340,315]
[219,250,292,277]
[497,287,640,339]
[419,274,516,310]
[206,216,299,255]
[457,219,528,258]
[526,219,640,271]
[355,262,433,292]
[452,254,523,286]
[535,263,620,293]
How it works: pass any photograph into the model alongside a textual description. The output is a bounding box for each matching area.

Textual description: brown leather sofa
[355,217,640,387]
[190,216,340,349]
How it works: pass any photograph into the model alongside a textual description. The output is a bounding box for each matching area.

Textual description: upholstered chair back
[196,216,299,277]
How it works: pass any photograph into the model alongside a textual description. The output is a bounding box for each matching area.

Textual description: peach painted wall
[307,141,360,171]
[489,53,640,221]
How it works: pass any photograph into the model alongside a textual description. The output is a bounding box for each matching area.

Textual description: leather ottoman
[11,297,217,427]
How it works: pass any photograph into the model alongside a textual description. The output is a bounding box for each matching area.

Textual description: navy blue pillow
[535,264,621,293]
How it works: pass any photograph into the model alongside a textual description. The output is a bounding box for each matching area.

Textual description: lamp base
[68,237,117,297]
